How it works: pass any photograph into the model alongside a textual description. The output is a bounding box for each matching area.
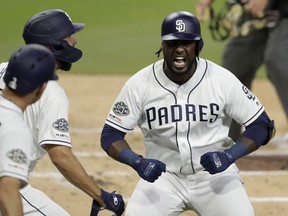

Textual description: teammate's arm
[45,144,124,214]
[0,176,23,216]
[45,145,104,204]
[101,124,166,183]
[200,111,275,174]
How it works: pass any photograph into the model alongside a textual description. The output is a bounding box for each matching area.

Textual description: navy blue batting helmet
[22,9,84,65]
[161,11,204,55]
[4,44,58,93]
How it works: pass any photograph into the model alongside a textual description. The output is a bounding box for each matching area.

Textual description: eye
[164,41,177,47]
[164,40,194,47]
[181,41,194,46]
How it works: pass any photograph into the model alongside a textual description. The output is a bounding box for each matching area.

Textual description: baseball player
[100,11,275,216]
[0,44,57,216]
[0,9,124,215]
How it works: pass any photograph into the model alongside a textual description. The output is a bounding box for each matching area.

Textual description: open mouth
[173,56,186,68]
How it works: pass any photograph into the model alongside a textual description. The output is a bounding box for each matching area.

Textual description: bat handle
[90,200,104,216]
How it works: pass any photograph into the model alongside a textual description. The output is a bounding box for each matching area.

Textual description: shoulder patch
[113,101,130,116]
[53,118,69,132]
[7,149,28,164]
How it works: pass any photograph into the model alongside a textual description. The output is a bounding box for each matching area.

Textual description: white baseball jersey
[0,62,71,172]
[23,80,71,171]
[0,95,31,184]
[105,58,264,174]
[0,63,6,90]
[0,62,71,215]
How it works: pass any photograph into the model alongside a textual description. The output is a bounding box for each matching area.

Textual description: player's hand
[100,189,125,216]
[200,150,235,174]
[132,156,166,182]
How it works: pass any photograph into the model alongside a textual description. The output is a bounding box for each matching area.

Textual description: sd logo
[176,20,185,32]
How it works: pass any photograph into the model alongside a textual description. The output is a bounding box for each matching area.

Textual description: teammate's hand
[132,156,166,182]
[101,189,125,216]
[200,150,235,174]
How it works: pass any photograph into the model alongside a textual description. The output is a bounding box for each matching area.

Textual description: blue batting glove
[132,155,166,182]
[101,189,125,216]
[200,149,235,174]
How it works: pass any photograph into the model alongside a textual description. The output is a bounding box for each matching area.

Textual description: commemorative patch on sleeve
[7,149,28,164]
[113,101,130,116]
[53,118,69,132]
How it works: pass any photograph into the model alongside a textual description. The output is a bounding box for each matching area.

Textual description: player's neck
[2,88,30,111]
[163,60,197,85]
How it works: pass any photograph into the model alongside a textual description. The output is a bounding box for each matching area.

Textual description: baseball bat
[90,200,103,216]
[90,200,116,216]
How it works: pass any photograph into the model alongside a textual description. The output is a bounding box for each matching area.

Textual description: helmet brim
[73,23,85,33]
[162,33,201,41]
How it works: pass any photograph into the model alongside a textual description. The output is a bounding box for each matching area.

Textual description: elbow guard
[265,119,276,145]
[242,111,276,147]
[259,111,276,145]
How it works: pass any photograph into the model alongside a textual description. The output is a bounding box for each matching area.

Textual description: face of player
[54,35,78,71]
[162,40,197,84]
[64,35,78,47]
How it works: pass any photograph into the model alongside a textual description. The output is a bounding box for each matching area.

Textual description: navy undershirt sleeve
[227,111,274,161]
[101,123,126,152]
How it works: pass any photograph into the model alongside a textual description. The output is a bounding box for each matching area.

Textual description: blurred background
[1,0,265,77]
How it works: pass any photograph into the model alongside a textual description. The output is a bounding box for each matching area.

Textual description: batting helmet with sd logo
[22,9,85,71]
[160,11,204,56]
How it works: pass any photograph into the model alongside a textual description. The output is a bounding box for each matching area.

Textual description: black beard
[58,61,72,71]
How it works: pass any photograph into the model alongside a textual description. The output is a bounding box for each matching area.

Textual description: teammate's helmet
[22,9,85,70]
[161,11,204,56]
[4,44,58,94]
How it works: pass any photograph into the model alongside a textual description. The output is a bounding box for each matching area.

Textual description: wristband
[227,141,249,161]
[118,148,140,166]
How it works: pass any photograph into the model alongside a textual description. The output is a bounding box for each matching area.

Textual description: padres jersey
[0,63,71,172]
[0,63,6,90]
[0,96,31,184]
[105,58,264,174]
